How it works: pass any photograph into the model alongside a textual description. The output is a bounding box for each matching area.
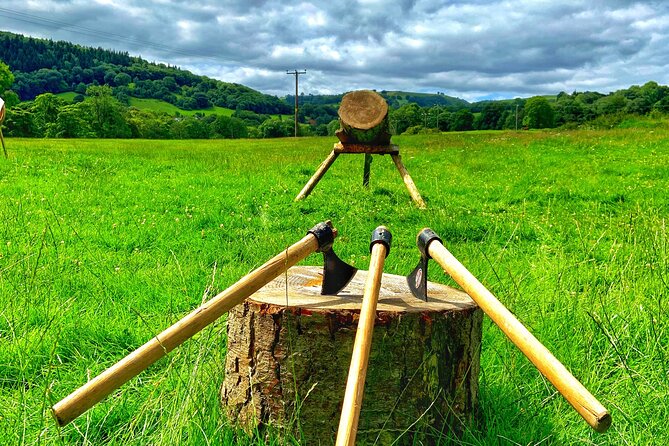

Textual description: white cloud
[1,0,668,100]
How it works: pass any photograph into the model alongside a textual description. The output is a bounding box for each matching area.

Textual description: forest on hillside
[0,31,290,115]
[1,30,669,140]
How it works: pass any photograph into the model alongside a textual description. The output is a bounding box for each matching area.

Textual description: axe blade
[321,248,357,295]
[407,256,429,302]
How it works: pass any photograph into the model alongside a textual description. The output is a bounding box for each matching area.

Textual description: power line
[286,69,306,137]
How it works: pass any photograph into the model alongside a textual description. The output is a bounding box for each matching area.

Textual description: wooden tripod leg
[390,154,426,209]
[362,153,372,187]
[0,128,6,159]
[295,150,339,201]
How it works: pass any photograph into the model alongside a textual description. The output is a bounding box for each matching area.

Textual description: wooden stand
[221,266,482,444]
[294,142,427,208]
[0,101,6,159]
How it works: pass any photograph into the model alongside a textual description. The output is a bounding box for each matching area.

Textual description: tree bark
[221,266,482,445]
[336,90,391,146]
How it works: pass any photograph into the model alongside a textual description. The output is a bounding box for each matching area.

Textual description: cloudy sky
[1,1,668,101]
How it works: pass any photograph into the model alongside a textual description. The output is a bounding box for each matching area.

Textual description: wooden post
[391,154,426,209]
[362,153,372,187]
[294,150,340,201]
[0,128,6,159]
[426,236,611,433]
[52,223,333,427]
[336,228,390,446]
[0,100,6,159]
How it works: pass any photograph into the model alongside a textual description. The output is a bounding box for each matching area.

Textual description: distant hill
[0,31,291,115]
[286,90,470,110]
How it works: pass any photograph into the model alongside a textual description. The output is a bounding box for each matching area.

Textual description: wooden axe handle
[52,229,324,427]
[336,229,390,446]
[427,239,611,433]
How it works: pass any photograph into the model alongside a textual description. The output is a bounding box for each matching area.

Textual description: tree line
[387,81,669,134]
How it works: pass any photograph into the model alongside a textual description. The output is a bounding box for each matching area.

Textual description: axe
[336,226,392,446]
[52,220,356,426]
[407,228,611,433]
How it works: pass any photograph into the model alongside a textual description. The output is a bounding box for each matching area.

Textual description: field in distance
[55,91,293,119]
[0,129,667,445]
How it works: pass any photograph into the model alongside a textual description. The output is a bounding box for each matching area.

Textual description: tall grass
[0,129,667,445]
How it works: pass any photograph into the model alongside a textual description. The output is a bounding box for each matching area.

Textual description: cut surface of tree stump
[336,90,391,146]
[221,266,482,445]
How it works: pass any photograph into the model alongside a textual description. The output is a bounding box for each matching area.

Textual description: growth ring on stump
[336,90,392,146]
[221,266,482,444]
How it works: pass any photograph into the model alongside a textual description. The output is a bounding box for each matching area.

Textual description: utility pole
[286,69,306,137]
[515,104,519,130]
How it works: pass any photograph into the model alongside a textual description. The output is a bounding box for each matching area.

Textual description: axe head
[321,248,358,295]
[407,228,442,302]
[307,220,357,295]
[407,257,429,302]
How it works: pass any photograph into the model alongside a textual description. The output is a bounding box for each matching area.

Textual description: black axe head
[407,228,442,301]
[308,221,357,295]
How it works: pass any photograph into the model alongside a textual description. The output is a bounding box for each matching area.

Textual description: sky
[1,1,668,101]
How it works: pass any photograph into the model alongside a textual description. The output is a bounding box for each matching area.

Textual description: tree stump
[221,266,482,445]
[336,90,391,146]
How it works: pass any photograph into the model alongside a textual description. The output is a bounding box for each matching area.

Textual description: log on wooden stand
[335,90,391,146]
[221,266,482,445]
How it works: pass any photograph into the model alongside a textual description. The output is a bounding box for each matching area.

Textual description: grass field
[127,98,235,117]
[0,129,667,445]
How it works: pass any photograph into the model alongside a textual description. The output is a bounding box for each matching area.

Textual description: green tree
[451,109,474,131]
[653,96,669,114]
[32,93,64,136]
[209,115,248,139]
[595,93,628,115]
[259,118,293,138]
[113,72,132,87]
[3,104,37,137]
[0,60,14,92]
[84,85,131,138]
[436,111,453,131]
[125,108,172,139]
[48,103,94,138]
[522,96,555,129]
[326,119,340,136]
[390,103,421,134]
[477,102,505,130]
[554,94,585,126]
[2,90,20,108]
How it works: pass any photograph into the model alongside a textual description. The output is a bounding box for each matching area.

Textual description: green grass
[127,98,235,117]
[55,92,78,102]
[1,130,668,445]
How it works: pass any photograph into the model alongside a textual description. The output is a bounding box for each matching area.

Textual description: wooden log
[221,266,482,445]
[336,90,391,146]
